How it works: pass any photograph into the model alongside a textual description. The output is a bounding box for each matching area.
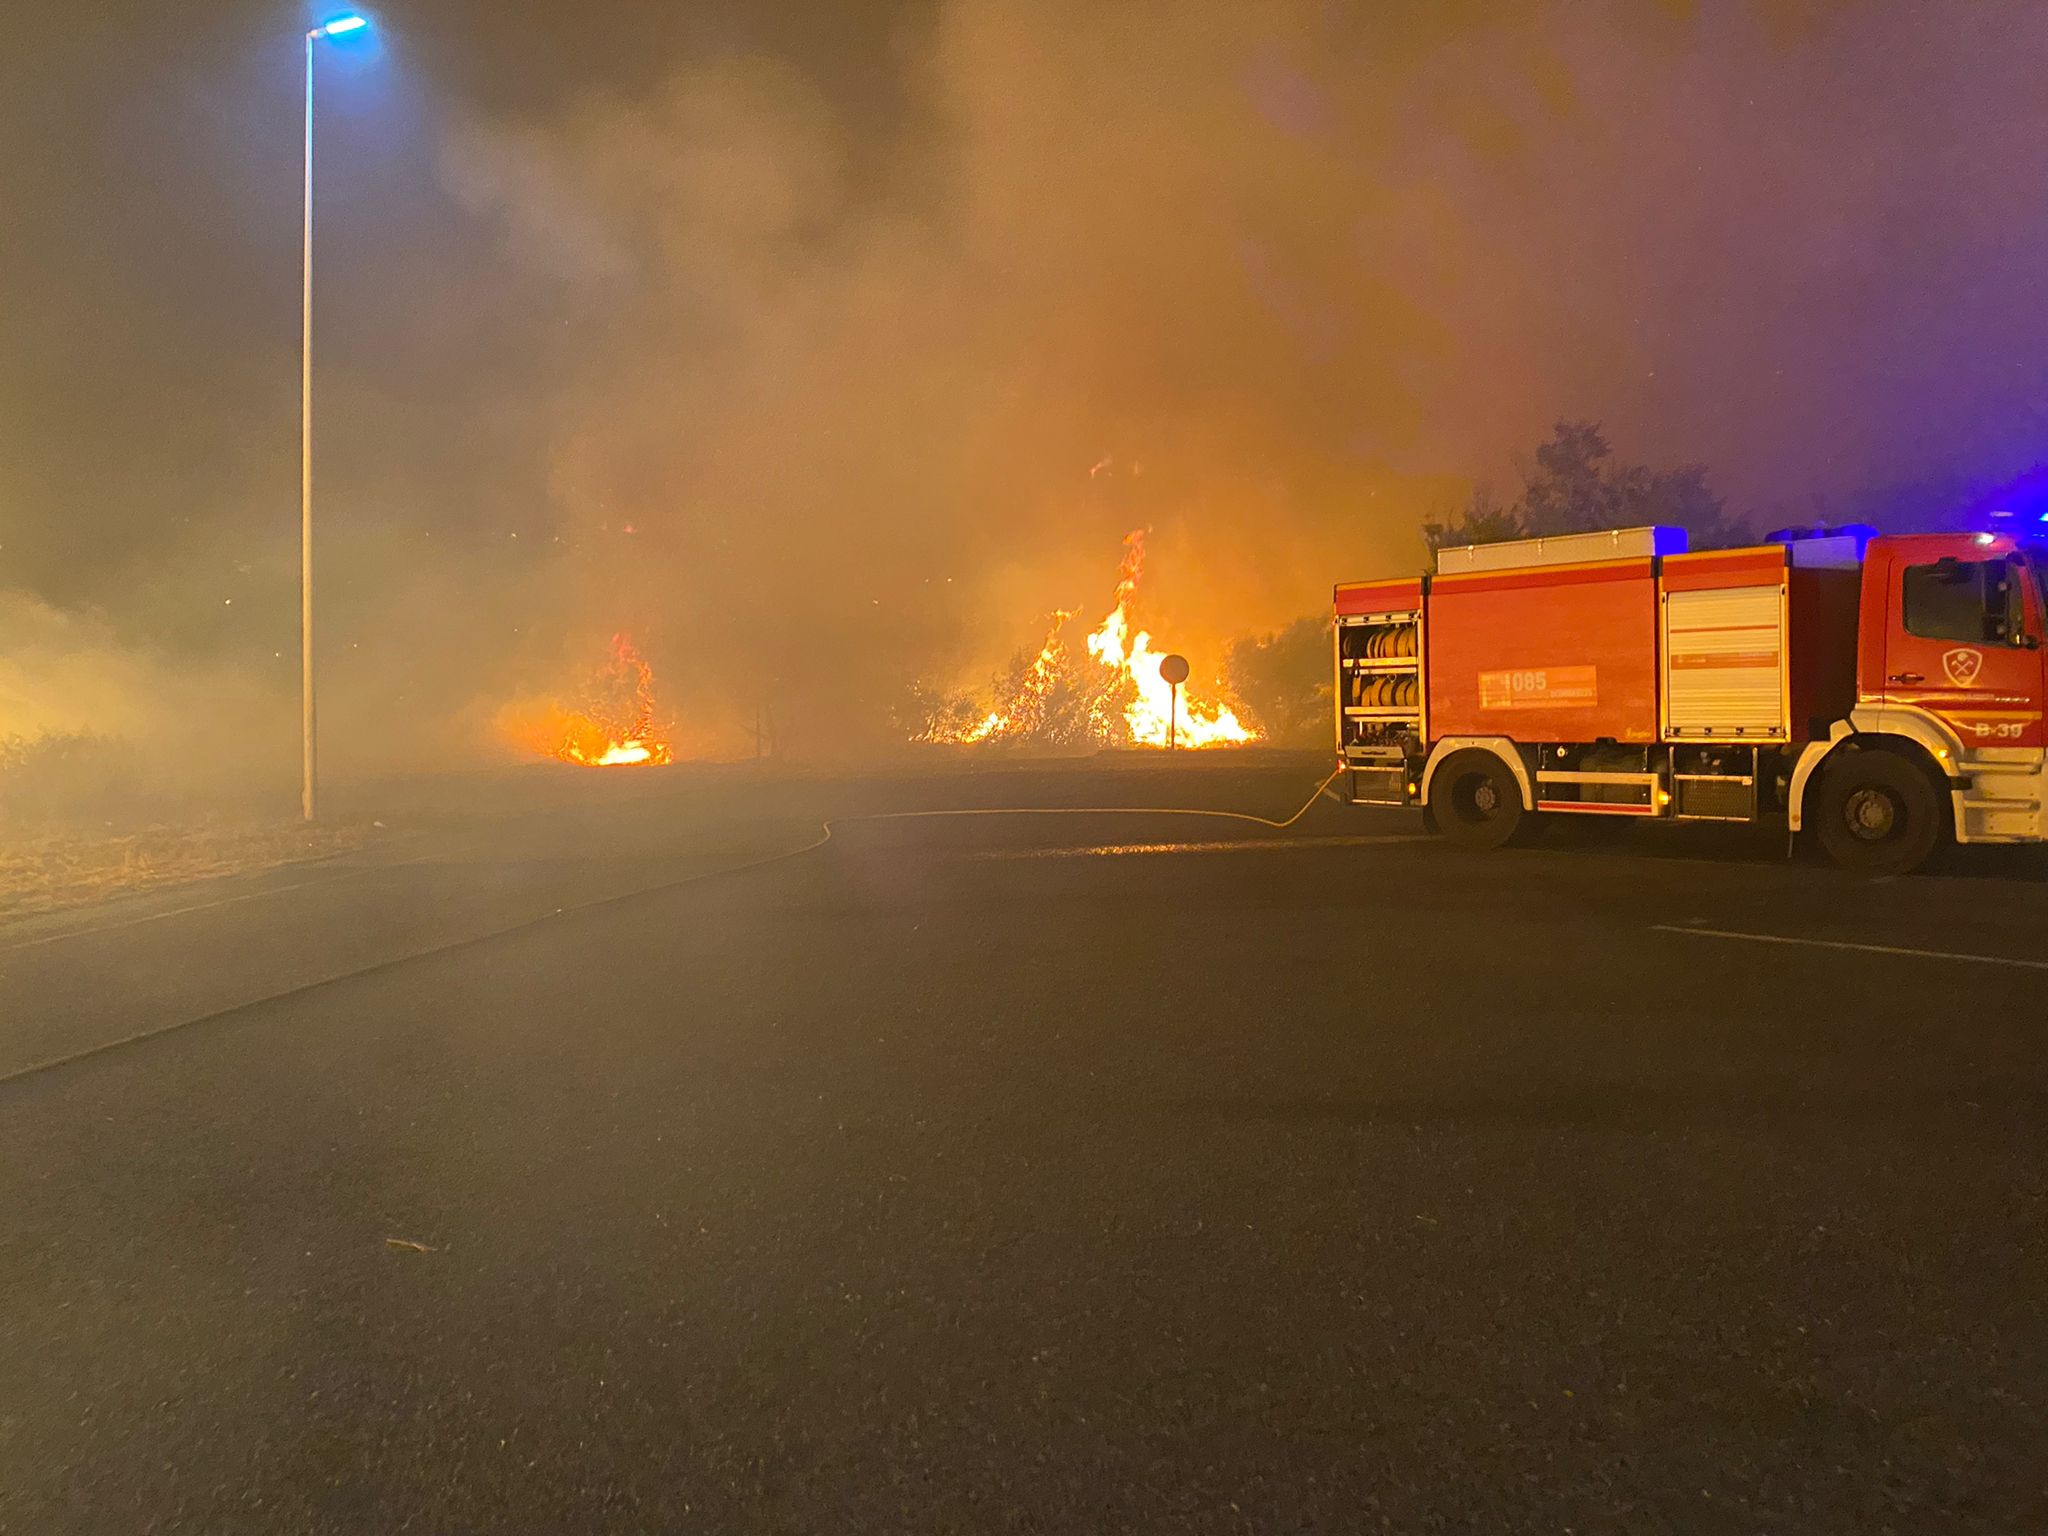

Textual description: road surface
[3,762,2044,1532]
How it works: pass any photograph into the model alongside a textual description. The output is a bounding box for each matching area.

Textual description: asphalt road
[3,762,2045,1532]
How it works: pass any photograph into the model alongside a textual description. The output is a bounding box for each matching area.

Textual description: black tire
[1813,748,1945,876]
[1427,750,1528,850]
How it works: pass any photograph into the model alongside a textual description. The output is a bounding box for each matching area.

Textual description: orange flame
[499,634,675,767]
[918,530,1257,749]
[935,607,1076,745]
[1084,531,1254,748]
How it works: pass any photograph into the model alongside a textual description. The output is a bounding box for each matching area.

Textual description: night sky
[6,1,2048,767]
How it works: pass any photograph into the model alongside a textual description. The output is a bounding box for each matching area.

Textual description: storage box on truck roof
[1433,524,1685,574]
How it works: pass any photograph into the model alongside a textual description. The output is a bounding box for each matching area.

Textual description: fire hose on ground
[812,763,1348,846]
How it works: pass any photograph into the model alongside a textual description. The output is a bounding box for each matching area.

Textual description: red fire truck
[1334,524,2048,873]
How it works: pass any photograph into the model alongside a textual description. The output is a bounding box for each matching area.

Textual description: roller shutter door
[1664,584,1786,737]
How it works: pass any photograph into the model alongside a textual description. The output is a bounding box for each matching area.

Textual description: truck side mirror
[2007,558,2040,648]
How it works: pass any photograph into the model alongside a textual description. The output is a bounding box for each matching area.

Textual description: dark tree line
[1424,421,1746,553]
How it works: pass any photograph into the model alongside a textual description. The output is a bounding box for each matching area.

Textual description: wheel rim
[1843,785,1901,842]
[1452,771,1502,824]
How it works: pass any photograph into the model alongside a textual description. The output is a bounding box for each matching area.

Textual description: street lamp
[300,12,370,822]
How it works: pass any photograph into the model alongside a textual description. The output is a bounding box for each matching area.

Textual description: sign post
[1159,653,1191,752]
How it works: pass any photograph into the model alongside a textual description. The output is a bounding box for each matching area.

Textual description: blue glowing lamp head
[313,14,369,37]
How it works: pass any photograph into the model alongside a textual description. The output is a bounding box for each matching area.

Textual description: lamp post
[301,13,369,822]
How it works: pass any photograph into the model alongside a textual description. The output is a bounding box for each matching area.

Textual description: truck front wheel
[1428,751,1528,850]
[1813,749,1945,876]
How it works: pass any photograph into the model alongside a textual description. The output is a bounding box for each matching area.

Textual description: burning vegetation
[915,531,1256,750]
[498,634,675,767]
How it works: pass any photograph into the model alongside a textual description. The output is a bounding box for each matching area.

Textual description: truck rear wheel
[1428,750,1528,849]
[1813,749,1944,876]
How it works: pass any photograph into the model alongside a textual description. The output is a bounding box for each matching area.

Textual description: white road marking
[977,834,1425,860]
[1651,923,2048,972]
[0,866,376,955]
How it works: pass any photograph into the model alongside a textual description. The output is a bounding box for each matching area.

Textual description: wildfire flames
[918,531,1257,749]
[499,634,675,767]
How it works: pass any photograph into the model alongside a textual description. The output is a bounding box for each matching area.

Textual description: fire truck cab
[1334,525,2048,873]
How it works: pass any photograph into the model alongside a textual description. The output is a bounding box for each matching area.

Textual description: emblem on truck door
[1941,647,1984,687]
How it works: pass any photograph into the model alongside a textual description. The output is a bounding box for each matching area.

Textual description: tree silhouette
[1426,422,1744,552]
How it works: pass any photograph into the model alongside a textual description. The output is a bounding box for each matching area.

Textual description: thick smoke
[437,4,1480,752]
[437,0,2048,755]
[0,593,291,826]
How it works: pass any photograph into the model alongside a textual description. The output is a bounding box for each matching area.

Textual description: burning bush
[912,531,1255,750]
[497,634,676,767]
